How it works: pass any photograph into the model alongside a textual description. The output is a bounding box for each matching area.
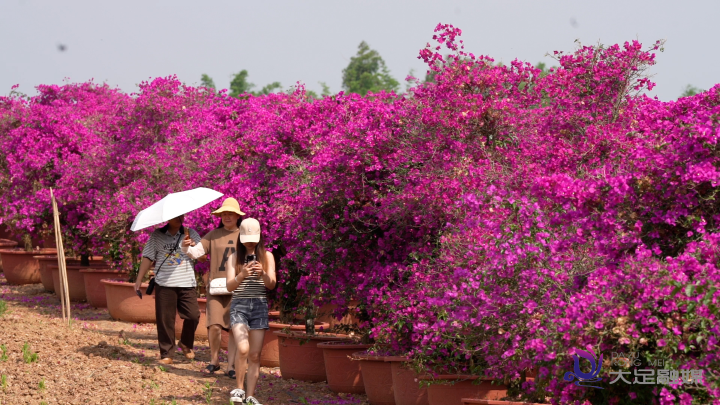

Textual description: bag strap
[154,230,184,277]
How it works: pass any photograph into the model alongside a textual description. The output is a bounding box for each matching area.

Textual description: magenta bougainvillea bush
[1,24,718,404]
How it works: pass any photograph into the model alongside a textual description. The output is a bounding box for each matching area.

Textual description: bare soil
[0,274,368,405]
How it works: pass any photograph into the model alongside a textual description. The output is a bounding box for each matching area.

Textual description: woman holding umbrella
[134,214,202,364]
[131,187,226,364]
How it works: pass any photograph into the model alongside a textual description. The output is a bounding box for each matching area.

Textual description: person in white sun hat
[225,218,276,404]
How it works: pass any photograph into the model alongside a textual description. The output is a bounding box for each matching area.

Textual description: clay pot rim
[0,248,58,255]
[383,355,411,362]
[49,265,112,270]
[269,321,330,329]
[461,400,545,405]
[78,268,128,274]
[419,374,493,381]
[274,331,351,341]
[0,239,18,247]
[351,351,390,361]
[153,296,207,302]
[37,255,105,261]
[317,341,371,350]
[99,279,147,287]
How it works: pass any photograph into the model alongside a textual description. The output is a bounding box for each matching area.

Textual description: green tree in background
[229,70,255,97]
[320,82,331,97]
[257,82,283,95]
[200,74,215,89]
[681,84,704,98]
[228,70,284,97]
[342,41,399,95]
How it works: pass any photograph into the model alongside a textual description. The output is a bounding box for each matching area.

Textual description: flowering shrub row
[1,24,718,404]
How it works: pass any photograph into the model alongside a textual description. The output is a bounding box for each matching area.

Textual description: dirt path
[0,274,368,405]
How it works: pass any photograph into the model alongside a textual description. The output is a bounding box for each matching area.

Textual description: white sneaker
[245,396,262,405]
[229,388,246,403]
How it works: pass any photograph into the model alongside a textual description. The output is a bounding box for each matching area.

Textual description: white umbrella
[130,187,224,231]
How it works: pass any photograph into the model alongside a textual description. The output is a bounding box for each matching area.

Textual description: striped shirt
[142,227,201,288]
[233,253,267,299]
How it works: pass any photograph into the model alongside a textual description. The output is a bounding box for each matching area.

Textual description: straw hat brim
[211,207,246,216]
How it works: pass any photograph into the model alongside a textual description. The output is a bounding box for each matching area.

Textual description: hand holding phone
[183,228,195,246]
[135,289,143,299]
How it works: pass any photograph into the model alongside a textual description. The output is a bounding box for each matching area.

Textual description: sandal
[204,364,221,374]
[226,369,236,379]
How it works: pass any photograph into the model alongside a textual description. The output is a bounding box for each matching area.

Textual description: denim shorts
[230,298,269,330]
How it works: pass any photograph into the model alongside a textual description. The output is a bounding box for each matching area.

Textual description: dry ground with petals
[0,274,368,405]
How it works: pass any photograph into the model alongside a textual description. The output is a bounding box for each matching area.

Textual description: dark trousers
[154,285,200,358]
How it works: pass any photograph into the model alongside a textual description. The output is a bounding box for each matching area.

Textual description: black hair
[237,233,268,271]
[158,224,185,234]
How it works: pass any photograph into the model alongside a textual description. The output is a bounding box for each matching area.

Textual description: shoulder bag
[208,277,232,296]
[207,238,233,296]
[146,230,183,295]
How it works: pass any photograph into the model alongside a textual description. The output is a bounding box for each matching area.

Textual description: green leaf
[685,285,694,297]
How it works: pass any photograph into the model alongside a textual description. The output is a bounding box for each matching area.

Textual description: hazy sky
[1,1,718,101]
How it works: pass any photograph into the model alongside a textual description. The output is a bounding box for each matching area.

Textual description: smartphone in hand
[135,289,143,299]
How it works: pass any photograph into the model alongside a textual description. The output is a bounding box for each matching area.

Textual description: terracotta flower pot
[80,268,128,308]
[220,329,230,350]
[420,375,507,405]
[37,256,108,293]
[385,356,429,405]
[0,240,18,273]
[0,239,19,248]
[0,248,57,285]
[50,265,97,302]
[275,328,346,382]
[175,298,208,340]
[318,341,372,394]
[461,400,544,405]
[35,255,56,292]
[263,321,330,368]
[353,352,396,405]
[101,279,155,323]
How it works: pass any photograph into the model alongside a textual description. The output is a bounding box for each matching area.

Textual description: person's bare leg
[208,325,222,367]
[245,329,266,398]
[226,328,237,373]
[232,324,250,391]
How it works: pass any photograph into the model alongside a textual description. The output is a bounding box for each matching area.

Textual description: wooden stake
[50,189,71,325]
